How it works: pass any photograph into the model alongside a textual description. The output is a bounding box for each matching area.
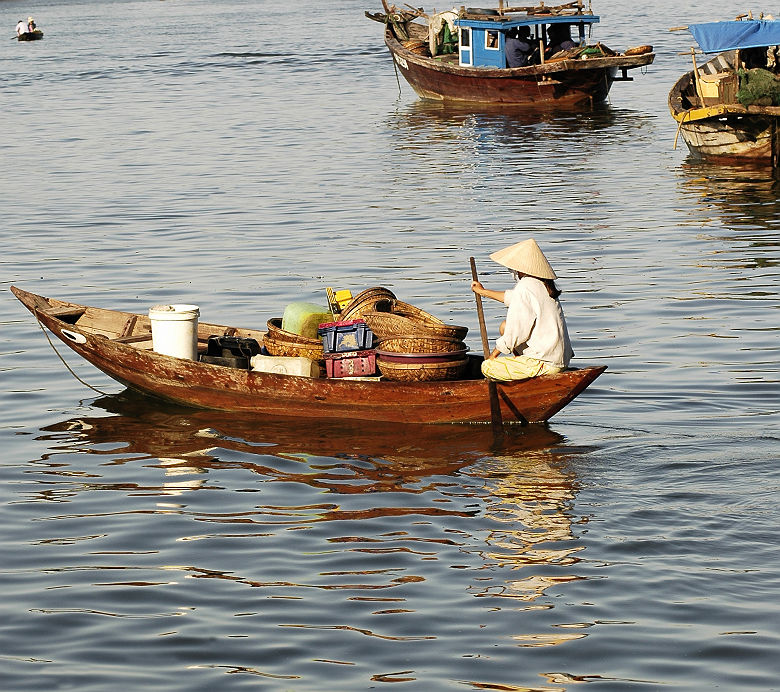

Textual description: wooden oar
[470,257,503,430]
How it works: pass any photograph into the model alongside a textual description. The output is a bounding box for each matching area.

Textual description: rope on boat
[33,307,113,397]
[392,54,402,97]
[384,16,403,97]
[673,110,690,149]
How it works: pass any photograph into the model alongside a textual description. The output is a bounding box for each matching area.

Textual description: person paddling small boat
[471,238,573,381]
[14,15,43,41]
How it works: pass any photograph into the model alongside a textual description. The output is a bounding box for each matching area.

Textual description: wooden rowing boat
[669,19,780,165]
[367,2,654,107]
[11,286,605,425]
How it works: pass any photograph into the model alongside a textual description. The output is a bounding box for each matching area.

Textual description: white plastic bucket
[148,304,200,360]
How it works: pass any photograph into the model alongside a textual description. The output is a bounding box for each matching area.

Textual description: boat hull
[677,116,774,162]
[669,69,780,164]
[11,286,606,425]
[17,30,43,41]
[385,30,653,107]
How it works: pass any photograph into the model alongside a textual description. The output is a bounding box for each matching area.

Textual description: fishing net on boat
[736,68,780,106]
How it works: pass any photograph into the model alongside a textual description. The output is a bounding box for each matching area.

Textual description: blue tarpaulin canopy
[688,20,780,53]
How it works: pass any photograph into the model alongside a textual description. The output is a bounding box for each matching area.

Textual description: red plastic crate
[324,350,376,378]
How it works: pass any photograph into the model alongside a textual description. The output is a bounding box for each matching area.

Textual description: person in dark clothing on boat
[505,26,533,68]
[545,23,576,58]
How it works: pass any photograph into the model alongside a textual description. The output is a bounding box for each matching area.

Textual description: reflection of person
[16,19,27,36]
[505,26,532,67]
[470,238,573,382]
[546,23,576,58]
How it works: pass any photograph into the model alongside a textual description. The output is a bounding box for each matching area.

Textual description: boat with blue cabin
[669,14,780,165]
[366,0,654,107]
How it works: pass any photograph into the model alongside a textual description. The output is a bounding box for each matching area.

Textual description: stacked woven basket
[340,290,469,382]
[262,287,470,382]
[264,317,324,363]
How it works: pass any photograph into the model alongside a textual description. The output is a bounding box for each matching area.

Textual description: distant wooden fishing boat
[17,29,43,41]
[669,17,780,165]
[11,286,606,425]
[366,1,654,107]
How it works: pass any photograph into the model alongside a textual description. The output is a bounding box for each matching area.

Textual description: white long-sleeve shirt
[495,276,573,367]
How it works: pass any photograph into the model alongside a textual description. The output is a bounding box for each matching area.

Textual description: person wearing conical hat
[471,238,573,381]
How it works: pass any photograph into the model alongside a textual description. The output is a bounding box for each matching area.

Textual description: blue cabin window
[459,27,473,66]
[485,30,499,50]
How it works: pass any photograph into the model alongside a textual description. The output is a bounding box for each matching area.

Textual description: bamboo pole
[470,257,503,430]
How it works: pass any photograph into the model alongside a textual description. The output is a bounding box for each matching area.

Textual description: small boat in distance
[366,0,654,107]
[11,286,605,426]
[17,29,43,41]
[669,15,780,165]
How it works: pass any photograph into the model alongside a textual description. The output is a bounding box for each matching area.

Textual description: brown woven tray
[338,287,396,321]
[377,357,468,382]
[390,301,444,324]
[363,311,468,341]
[377,335,466,353]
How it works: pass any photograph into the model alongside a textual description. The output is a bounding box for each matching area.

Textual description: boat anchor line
[391,56,404,97]
[32,307,113,397]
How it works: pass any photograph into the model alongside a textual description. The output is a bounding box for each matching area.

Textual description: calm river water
[1,0,778,690]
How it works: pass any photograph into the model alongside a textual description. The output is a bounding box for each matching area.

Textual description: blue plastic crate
[317,319,374,353]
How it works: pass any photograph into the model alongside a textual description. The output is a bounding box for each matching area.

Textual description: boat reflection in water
[386,98,622,148]
[463,447,589,641]
[37,390,569,493]
[679,159,780,234]
[34,391,598,665]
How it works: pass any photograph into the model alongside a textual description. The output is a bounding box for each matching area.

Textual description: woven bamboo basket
[377,336,466,354]
[363,310,469,341]
[264,318,323,361]
[377,357,468,382]
[338,287,396,321]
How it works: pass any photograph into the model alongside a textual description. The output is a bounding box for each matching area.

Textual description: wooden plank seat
[112,333,153,344]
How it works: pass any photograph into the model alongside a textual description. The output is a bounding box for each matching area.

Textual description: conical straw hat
[489,238,557,280]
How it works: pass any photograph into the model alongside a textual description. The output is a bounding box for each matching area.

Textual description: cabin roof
[689,19,780,53]
[455,14,600,30]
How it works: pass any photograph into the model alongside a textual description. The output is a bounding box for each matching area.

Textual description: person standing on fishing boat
[471,238,573,381]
